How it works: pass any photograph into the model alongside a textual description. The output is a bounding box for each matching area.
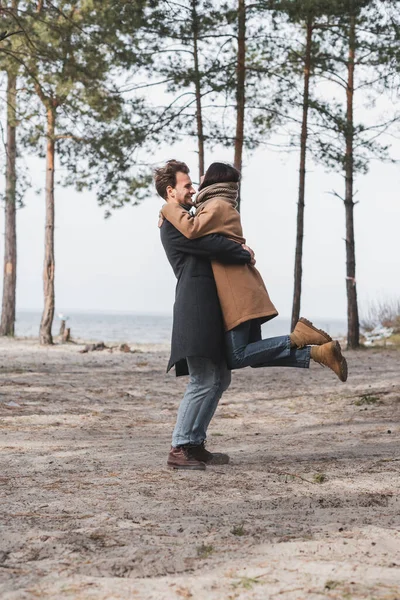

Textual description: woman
[161,162,347,382]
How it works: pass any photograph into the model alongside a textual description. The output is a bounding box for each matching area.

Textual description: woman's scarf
[195,181,238,209]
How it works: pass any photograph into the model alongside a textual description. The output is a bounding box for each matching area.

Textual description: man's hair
[154,159,190,200]
[198,162,240,192]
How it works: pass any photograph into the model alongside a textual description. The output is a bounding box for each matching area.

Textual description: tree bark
[39,106,56,345]
[344,13,360,349]
[191,0,205,181]
[291,16,313,332]
[0,71,18,337]
[234,0,246,211]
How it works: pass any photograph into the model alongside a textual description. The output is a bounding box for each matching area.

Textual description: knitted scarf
[194,182,238,209]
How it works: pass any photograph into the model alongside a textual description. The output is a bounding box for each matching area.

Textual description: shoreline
[3,334,399,352]
[11,312,350,346]
[0,336,170,353]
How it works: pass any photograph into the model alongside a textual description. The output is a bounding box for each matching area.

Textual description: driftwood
[80,342,107,354]
[59,319,71,343]
[119,343,131,353]
[79,342,133,354]
[58,319,71,344]
[59,320,66,336]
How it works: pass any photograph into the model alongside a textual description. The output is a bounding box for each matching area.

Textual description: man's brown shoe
[187,442,230,465]
[311,341,348,382]
[291,317,332,348]
[167,446,206,470]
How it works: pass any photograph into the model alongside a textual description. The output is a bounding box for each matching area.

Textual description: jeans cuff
[301,346,311,368]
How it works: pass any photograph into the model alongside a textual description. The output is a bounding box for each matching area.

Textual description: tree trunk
[291,17,313,332]
[234,0,246,211]
[39,106,56,345]
[191,0,205,181]
[344,13,360,349]
[0,71,18,337]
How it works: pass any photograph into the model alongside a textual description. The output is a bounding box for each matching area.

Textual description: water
[15,310,348,344]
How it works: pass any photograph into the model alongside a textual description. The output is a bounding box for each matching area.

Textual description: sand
[0,337,399,599]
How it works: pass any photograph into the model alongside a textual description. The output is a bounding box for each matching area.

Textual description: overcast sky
[1,129,398,322]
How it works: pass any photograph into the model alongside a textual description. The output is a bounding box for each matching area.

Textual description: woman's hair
[198,162,240,191]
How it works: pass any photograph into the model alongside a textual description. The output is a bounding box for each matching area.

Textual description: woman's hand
[242,244,256,265]
[158,210,165,228]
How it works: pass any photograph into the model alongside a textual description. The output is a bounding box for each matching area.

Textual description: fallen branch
[80,342,108,353]
[269,471,315,484]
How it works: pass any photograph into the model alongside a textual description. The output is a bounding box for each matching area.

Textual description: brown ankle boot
[311,341,348,382]
[187,442,230,465]
[167,446,206,470]
[290,317,332,348]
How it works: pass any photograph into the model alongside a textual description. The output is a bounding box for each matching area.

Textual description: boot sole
[299,317,332,343]
[167,463,206,471]
[332,341,348,382]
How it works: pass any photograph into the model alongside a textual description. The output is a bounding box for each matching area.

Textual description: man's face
[166,171,196,206]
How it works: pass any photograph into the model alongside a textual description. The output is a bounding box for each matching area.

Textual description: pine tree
[234,0,246,203]
[309,0,399,348]
[269,0,348,330]
[0,0,24,337]
[145,0,231,182]
[0,67,18,336]
[3,1,152,344]
[212,1,283,209]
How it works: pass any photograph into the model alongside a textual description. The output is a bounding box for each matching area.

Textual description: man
[154,160,254,470]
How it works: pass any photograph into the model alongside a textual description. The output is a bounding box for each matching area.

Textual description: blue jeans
[225,320,311,369]
[172,357,231,447]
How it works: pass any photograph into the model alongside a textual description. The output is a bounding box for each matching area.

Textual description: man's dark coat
[160,217,251,376]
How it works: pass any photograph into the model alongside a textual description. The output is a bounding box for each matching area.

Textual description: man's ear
[166,185,175,200]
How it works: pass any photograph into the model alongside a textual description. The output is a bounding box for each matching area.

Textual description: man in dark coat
[155,160,253,470]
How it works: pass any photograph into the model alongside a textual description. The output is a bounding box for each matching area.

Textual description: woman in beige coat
[161,162,347,382]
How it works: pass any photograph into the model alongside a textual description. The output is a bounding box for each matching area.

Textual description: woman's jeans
[225,320,311,370]
[172,357,231,447]
[172,322,310,447]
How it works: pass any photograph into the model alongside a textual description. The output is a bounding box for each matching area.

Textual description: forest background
[0,0,399,349]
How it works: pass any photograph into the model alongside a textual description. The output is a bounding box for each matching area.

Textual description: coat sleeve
[162,221,251,264]
[161,201,223,239]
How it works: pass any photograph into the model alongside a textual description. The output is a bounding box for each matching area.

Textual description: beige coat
[161,196,278,331]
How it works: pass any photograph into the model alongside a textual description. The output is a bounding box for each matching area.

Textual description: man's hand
[242,244,256,265]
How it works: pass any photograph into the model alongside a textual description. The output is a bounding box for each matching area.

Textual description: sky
[1,134,398,322]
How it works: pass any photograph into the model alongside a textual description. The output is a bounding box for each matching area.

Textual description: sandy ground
[0,337,399,600]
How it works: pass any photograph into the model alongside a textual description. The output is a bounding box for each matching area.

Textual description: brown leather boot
[311,341,348,382]
[187,442,230,465]
[290,317,332,348]
[167,446,206,470]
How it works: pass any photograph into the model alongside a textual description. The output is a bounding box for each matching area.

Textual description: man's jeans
[225,320,311,369]
[172,357,231,447]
